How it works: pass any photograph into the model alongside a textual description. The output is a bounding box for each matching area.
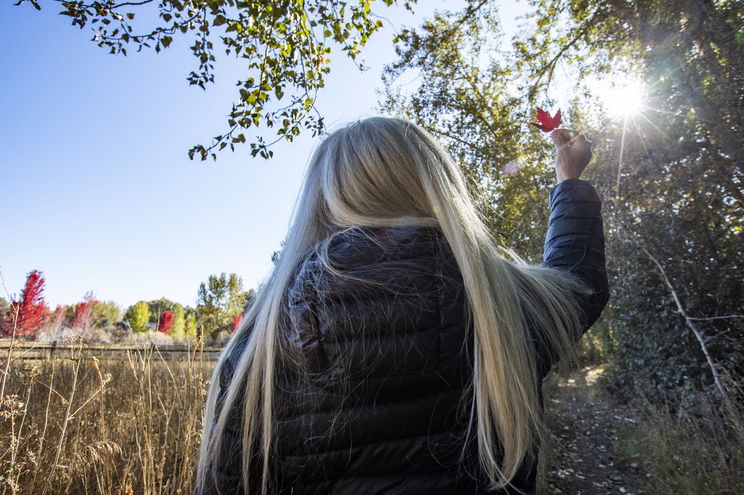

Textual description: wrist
[557,173,581,184]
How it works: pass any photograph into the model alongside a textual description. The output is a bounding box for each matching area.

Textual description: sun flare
[595,78,645,117]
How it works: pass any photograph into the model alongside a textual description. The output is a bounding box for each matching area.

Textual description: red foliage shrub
[71,291,97,331]
[51,305,66,330]
[4,270,49,337]
[232,314,243,333]
[158,310,175,335]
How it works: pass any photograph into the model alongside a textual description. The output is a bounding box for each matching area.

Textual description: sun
[594,78,645,117]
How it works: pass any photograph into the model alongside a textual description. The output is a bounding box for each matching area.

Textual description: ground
[538,365,651,495]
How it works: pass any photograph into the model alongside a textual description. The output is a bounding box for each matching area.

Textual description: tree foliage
[147,297,177,323]
[3,270,49,337]
[196,272,250,338]
[91,300,122,327]
[126,300,151,333]
[170,303,186,338]
[231,313,242,333]
[184,310,198,338]
[382,0,743,402]
[14,0,416,160]
[158,310,175,334]
[71,291,97,331]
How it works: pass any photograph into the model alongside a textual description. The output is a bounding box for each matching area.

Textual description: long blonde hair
[195,116,594,493]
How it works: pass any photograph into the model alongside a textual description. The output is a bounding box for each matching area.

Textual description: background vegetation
[377,1,743,491]
[3,0,743,493]
[1,269,255,345]
[378,0,743,404]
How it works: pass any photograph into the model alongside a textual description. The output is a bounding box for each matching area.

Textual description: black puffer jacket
[200,178,609,495]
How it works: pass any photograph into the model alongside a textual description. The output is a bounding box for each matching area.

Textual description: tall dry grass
[2,310,742,494]
[0,339,214,495]
[615,373,744,495]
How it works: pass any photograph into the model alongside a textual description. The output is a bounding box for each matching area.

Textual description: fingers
[570,133,588,148]
[550,129,571,146]
[554,129,592,148]
[567,130,587,142]
[551,128,583,143]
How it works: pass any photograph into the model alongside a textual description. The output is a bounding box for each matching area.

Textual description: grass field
[2,342,742,495]
[0,343,213,494]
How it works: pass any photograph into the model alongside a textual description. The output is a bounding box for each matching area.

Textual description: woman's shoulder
[321,224,446,268]
[285,224,450,314]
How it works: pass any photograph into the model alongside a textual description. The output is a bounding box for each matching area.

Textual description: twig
[686,314,744,321]
[633,239,733,407]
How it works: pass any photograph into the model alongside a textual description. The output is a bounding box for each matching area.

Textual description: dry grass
[0,341,214,495]
[2,333,742,495]
[615,381,744,495]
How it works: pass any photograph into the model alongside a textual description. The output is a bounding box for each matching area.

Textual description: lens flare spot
[595,78,645,117]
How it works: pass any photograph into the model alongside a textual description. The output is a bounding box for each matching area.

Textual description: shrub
[157,311,175,335]
[3,270,49,337]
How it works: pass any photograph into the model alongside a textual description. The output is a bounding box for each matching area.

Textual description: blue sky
[0,0,524,310]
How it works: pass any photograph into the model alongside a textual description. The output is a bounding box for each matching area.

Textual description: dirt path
[538,365,650,495]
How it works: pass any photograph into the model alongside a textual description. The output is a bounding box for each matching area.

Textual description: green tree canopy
[147,297,177,324]
[184,311,198,338]
[13,0,416,160]
[125,300,151,333]
[92,300,122,327]
[196,272,251,338]
[170,303,186,339]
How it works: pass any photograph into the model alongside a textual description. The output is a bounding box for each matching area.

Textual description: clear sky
[0,0,524,310]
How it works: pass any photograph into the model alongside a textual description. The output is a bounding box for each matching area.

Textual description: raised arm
[542,177,609,337]
[542,128,609,338]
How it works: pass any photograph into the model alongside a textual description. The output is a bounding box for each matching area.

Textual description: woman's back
[204,178,609,494]
[195,117,607,495]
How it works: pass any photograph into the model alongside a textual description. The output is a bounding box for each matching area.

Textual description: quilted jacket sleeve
[541,178,610,344]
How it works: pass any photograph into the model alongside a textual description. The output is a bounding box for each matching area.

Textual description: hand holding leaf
[551,128,593,183]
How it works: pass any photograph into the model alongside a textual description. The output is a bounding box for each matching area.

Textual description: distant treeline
[0,270,255,346]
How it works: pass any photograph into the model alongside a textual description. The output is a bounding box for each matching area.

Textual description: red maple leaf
[531,107,562,132]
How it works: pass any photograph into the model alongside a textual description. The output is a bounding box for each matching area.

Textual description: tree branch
[633,237,733,407]
[686,314,744,321]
